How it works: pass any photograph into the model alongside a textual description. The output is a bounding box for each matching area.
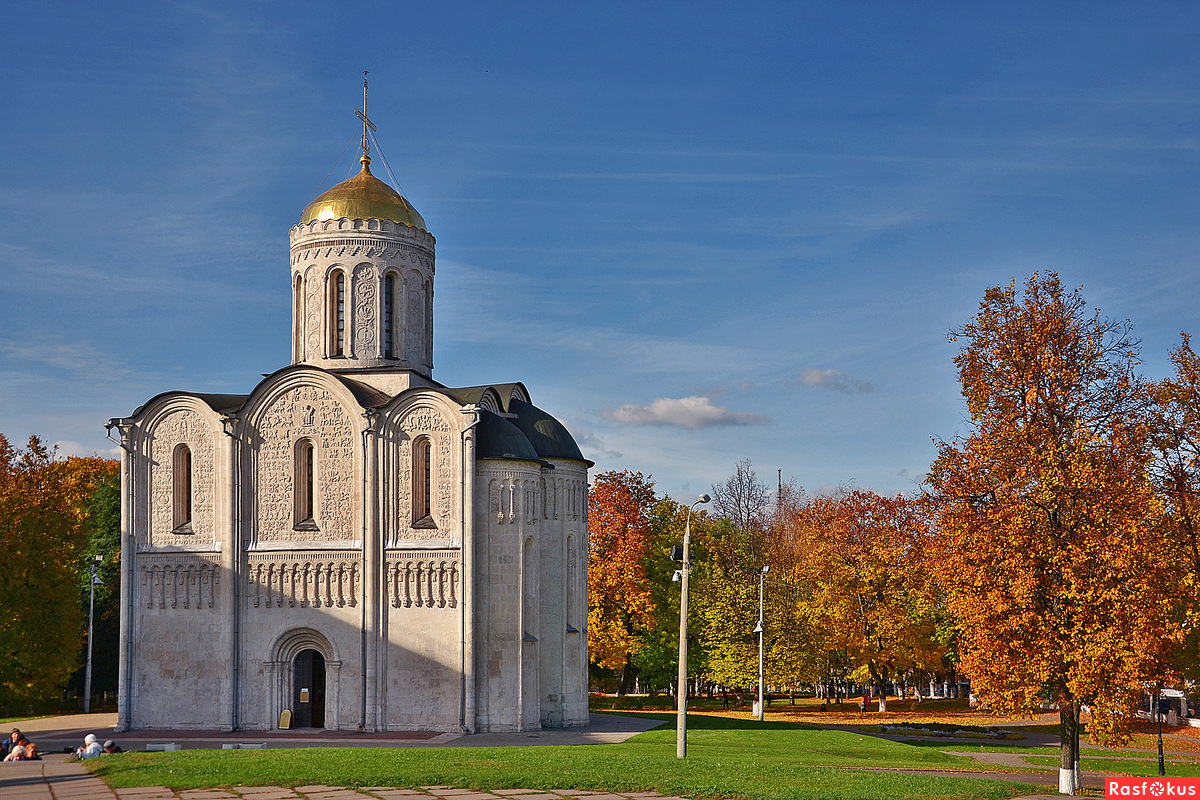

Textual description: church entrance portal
[292,649,326,728]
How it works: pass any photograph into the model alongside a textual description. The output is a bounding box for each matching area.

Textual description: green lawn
[89,715,1039,800]
[1021,756,1200,778]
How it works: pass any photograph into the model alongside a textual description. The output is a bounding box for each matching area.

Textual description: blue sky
[4,2,1200,500]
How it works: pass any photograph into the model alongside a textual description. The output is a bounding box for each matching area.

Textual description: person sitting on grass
[1,729,21,758]
[2,745,26,762]
[76,734,102,759]
[102,740,122,754]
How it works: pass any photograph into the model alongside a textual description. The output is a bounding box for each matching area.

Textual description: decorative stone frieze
[384,552,460,609]
[139,554,221,610]
[247,552,359,609]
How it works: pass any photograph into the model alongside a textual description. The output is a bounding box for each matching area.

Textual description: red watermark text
[1108,777,1200,797]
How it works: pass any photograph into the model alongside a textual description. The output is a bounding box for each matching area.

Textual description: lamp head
[698,493,711,504]
[762,565,769,574]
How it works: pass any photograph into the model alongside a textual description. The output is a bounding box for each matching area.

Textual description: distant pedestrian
[76,734,102,759]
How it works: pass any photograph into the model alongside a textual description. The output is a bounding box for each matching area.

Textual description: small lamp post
[84,555,103,713]
[676,493,710,759]
[755,565,769,721]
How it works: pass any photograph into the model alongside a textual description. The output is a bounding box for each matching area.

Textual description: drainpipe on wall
[221,413,241,730]
[106,419,135,732]
[360,408,380,731]
[459,405,480,733]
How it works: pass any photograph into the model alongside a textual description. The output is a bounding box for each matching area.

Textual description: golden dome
[299,157,426,230]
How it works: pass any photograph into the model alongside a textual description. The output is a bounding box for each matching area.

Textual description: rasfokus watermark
[1108,777,1200,797]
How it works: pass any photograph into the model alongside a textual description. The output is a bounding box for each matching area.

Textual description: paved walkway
[0,755,1089,800]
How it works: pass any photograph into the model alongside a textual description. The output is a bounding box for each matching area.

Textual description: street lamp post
[676,493,710,759]
[755,565,768,721]
[84,555,102,713]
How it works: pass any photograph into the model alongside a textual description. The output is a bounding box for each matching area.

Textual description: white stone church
[108,117,591,733]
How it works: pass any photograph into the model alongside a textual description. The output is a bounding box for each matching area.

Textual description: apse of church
[109,89,591,734]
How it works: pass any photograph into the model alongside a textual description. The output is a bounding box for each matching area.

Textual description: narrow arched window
[172,443,193,534]
[412,436,435,528]
[383,273,396,358]
[329,270,346,357]
[294,439,318,531]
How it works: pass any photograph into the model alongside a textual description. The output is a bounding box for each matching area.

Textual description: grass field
[89,714,1036,800]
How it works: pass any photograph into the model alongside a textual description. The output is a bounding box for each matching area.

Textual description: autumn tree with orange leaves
[587,470,660,693]
[785,490,942,711]
[928,274,1177,796]
[0,434,118,712]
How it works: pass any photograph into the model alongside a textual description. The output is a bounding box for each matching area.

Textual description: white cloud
[601,396,769,430]
[52,440,121,459]
[797,368,875,395]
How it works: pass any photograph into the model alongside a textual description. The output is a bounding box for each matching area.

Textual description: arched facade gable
[477,388,503,415]
[509,383,531,406]
[135,394,223,549]
[241,369,365,547]
[378,391,465,545]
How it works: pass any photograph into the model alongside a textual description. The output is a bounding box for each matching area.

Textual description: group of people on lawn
[1,728,122,761]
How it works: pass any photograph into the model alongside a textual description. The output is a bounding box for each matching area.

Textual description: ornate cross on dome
[355,71,376,162]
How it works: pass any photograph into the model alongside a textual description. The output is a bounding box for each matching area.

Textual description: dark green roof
[476,410,542,462]
[508,398,586,462]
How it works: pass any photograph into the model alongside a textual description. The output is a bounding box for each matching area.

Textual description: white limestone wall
[126,398,232,729]
[538,461,590,728]
[238,554,363,731]
[380,550,462,731]
[475,460,543,732]
[289,218,436,375]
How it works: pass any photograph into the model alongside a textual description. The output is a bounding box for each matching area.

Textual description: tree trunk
[876,667,889,713]
[1058,700,1080,795]
[617,661,636,696]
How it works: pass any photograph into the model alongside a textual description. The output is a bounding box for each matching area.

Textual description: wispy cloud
[602,396,768,430]
[52,440,121,459]
[796,368,875,395]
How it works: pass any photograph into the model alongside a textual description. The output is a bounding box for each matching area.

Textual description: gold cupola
[299,155,426,230]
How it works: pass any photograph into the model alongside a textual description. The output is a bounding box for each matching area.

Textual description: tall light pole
[755,565,768,721]
[84,555,103,713]
[676,493,710,759]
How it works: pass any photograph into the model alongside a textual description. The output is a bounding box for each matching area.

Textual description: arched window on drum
[328,269,346,357]
[383,273,396,359]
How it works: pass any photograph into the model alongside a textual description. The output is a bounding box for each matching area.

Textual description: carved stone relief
[353,263,378,359]
[252,386,356,543]
[139,556,220,610]
[247,554,359,609]
[304,265,322,360]
[148,409,215,546]
[389,406,455,542]
[385,553,459,609]
[405,288,421,365]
